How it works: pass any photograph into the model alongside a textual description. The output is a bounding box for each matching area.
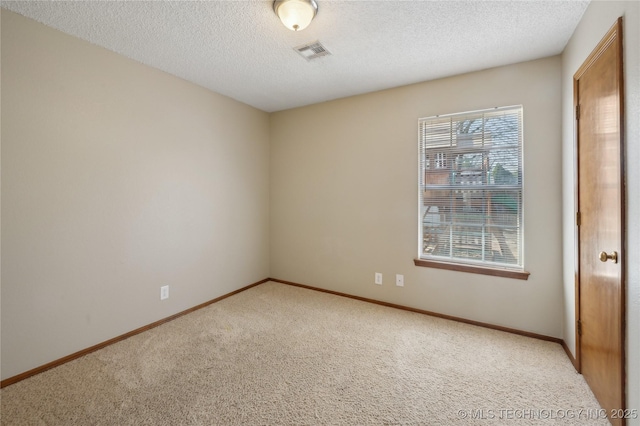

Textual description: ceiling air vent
[295,41,331,61]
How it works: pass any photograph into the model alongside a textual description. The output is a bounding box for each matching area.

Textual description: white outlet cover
[160,285,169,300]
[375,273,383,285]
[396,274,404,287]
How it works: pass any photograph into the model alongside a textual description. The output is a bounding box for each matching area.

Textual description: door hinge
[577,320,582,336]
[576,211,581,226]
[576,104,580,120]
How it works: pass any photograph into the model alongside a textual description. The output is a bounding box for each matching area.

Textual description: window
[416,106,527,278]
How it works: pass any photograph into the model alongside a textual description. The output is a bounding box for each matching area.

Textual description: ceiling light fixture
[273,0,318,32]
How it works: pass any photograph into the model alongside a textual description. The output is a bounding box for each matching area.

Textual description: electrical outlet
[396,274,404,287]
[375,273,383,285]
[160,285,169,300]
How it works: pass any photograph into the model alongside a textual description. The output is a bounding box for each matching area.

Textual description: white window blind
[418,106,524,269]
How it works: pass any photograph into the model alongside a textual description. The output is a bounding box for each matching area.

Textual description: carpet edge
[0,278,270,388]
[270,277,576,365]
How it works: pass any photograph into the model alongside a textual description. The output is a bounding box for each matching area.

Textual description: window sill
[413,258,530,280]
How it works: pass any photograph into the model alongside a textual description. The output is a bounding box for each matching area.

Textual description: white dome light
[274,0,318,32]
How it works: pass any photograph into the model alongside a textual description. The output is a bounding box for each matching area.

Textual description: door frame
[573,16,626,406]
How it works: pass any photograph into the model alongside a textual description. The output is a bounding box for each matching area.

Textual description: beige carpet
[1,281,608,425]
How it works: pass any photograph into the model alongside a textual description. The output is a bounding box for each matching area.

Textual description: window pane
[419,106,523,269]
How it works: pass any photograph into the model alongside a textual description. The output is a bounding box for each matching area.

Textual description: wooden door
[575,18,625,425]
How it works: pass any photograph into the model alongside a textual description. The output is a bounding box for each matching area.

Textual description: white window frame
[416,105,528,279]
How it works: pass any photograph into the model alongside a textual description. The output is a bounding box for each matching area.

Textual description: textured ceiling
[2,1,590,112]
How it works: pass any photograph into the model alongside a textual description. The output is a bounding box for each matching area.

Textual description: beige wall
[561,1,640,418]
[1,11,270,380]
[270,56,563,338]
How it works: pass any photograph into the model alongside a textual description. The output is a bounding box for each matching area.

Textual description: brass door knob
[599,251,618,263]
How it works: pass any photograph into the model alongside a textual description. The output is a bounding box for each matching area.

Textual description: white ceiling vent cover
[295,41,331,61]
